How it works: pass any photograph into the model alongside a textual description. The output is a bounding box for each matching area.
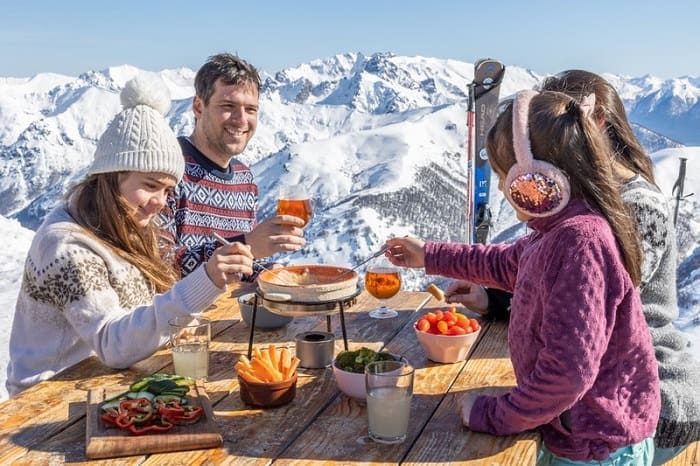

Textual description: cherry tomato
[415,308,480,337]
[417,318,431,333]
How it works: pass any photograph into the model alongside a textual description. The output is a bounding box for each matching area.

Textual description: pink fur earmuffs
[504,90,571,217]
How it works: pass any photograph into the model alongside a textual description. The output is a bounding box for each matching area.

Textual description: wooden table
[0,284,541,465]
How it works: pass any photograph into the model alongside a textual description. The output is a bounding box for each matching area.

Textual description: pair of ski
[466,59,506,244]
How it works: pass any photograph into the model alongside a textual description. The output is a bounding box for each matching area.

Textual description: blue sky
[1,0,697,79]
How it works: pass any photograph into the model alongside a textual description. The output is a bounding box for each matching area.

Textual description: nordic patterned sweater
[160,137,258,275]
[621,175,700,448]
[6,204,225,397]
[425,199,661,462]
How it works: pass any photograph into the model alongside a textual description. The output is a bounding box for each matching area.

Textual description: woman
[6,76,253,396]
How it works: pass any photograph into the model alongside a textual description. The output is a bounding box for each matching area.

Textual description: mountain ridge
[0,52,697,276]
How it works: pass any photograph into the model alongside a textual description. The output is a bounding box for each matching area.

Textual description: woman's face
[118,172,177,227]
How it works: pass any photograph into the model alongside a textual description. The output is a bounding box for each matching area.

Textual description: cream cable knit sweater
[621,175,700,449]
[6,204,224,396]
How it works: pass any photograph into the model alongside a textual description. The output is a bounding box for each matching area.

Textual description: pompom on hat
[88,75,185,181]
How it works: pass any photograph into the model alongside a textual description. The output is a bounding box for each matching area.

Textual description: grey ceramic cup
[295,331,335,368]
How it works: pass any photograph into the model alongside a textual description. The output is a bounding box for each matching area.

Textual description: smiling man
[160,53,306,275]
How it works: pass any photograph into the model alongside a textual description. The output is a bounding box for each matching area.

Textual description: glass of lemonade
[365,359,414,444]
[169,316,210,380]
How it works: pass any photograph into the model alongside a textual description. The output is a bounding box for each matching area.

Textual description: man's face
[192,78,259,167]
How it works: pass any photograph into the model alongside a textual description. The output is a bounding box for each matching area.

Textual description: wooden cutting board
[85,381,222,459]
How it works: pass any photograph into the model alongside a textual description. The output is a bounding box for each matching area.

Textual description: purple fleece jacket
[425,200,660,461]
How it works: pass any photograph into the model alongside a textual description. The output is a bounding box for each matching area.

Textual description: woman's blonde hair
[65,173,179,293]
[486,91,642,285]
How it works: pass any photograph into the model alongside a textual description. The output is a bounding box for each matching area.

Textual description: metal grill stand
[246,287,361,359]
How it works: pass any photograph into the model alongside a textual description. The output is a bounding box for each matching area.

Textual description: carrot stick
[280,348,291,373]
[268,344,279,370]
[285,357,300,379]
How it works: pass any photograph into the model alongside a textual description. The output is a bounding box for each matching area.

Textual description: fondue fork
[210,233,295,284]
[332,245,391,281]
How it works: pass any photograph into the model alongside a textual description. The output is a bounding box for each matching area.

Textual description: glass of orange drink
[364,257,402,319]
[277,184,313,227]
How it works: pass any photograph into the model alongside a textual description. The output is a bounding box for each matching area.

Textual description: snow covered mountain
[0,52,698,401]
[1,52,698,228]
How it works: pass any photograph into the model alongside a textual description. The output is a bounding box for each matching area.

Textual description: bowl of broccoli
[332,347,406,400]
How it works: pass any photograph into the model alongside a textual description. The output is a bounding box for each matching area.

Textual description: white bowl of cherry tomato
[414,307,481,363]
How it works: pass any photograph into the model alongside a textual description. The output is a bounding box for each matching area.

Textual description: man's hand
[245,215,306,259]
[445,281,489,315]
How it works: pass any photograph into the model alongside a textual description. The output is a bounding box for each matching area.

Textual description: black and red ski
[466,58,505,244]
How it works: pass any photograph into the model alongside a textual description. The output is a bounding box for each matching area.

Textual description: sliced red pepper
[102,393,202,433]
[116,398,154,424]
[161,406,204,425]
[157,402,185,418]
[119,398,152,412]
[115,413,133,429]
[100,412,118,426]
[128,420,174,435]
[131,410,154,424]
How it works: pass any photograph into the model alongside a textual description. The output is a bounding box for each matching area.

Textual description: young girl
[6,76,253,396]
[385,89,660,465]
[447,69,700,466]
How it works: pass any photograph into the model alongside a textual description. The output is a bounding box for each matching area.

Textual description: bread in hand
[426,284,444,301]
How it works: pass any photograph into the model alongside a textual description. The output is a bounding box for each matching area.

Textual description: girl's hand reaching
[205,242,255,288]
[458,391,480,428]
[445,281,490,315]
[383,236,426,268]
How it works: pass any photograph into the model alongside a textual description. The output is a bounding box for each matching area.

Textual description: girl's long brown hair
[539,69,656,185]
[65,173,179,293]
[486,91,642,285]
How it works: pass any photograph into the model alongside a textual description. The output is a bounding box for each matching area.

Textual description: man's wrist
[226,234,246,245]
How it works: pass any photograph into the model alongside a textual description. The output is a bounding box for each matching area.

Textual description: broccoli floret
[334,350,360,372]
[335,347,397,373]
[375,352,396,362]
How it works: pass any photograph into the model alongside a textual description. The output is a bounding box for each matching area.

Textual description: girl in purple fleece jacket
[385,90,661,465]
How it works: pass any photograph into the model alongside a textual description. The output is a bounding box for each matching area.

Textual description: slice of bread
[426,284,444,301]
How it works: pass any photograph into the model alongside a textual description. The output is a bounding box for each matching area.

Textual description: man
[161,53,305,275]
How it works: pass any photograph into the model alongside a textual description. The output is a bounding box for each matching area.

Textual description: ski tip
[472,59,506,90]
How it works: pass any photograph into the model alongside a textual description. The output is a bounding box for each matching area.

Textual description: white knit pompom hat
[88,75,185,181]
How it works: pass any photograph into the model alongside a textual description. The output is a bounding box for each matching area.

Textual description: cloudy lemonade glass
[365,359,414,444]
[169,316,210,380]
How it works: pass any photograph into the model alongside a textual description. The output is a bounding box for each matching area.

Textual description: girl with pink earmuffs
[383,89,660,465]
